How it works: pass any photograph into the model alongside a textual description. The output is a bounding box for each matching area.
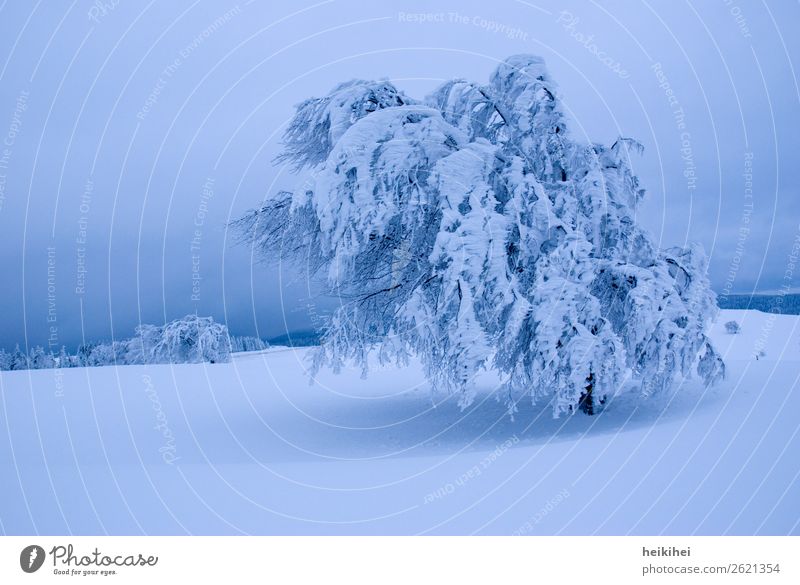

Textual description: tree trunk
[579,373,594,415]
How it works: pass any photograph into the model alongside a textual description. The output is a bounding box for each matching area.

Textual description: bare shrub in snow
[725,320,741,334]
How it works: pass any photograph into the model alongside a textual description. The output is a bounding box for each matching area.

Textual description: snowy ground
[1,309,798,535]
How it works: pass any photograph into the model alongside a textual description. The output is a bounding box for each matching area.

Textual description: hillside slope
[0,309,797,535]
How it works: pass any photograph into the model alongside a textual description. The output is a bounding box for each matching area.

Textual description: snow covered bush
[238,55,724,416]
[725,320,741,334]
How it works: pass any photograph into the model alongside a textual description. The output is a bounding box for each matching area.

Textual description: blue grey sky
[0,0,798,350]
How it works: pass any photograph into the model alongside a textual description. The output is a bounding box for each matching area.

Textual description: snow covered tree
[0,349,10,371]
[236,55,724,416]
[147,315,231,364]
[9,344,28,371]
[55,346,70,368]
[125,323,162,364]
[83,342,118,367]
[29,346,54,369]
[123,317,226,364]
[76,343,97,367]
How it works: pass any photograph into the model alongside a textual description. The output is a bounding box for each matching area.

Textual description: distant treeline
[0,314,325,372]
[229,335,269,353]
[266,329,321,347]
[1,316,267,372]
[717,293,800,315]
[3,295,796,373]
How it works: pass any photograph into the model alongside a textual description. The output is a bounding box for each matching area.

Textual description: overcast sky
[0,0,798,350]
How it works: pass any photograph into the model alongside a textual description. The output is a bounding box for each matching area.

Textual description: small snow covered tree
[150,315,231,364]
[83,342,119,367]
[0,349,11,371]
[76,343,97,367]
[124,317,231,364]
[9,345,28,371]
[29,346,55,369]
[125,323,162,364]
[55,346,70,368]
[236,55,724,416]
